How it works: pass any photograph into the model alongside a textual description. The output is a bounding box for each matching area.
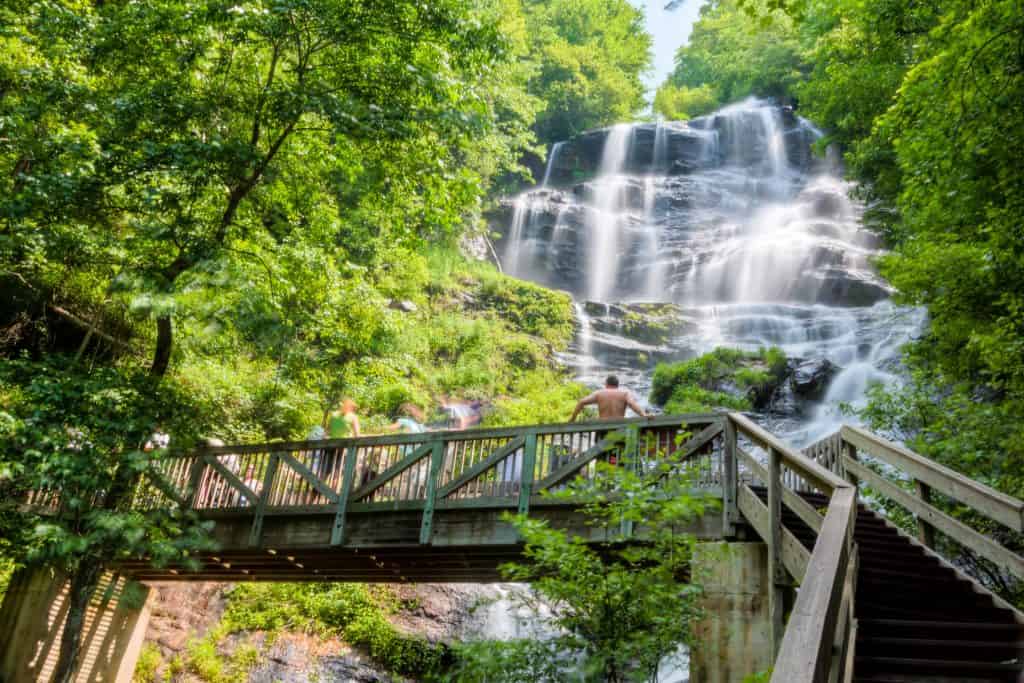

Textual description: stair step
[859,619,1024,635]
[859,601,1011,624]
[858,636,1024,661]
[855,655,1021,679]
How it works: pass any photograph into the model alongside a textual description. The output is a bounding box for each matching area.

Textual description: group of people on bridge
[149,375,647,507]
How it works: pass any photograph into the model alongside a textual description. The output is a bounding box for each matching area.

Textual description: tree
[656,0,806,111]
[0,1,532,678]
[653,83,719,120]
[521,0,653,143]
[0,357,215,681]
[454,430,715,682]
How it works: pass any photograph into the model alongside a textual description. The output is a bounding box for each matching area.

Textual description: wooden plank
[771,486,857,683]
[738,447,824,532]
[184,457,207,509]
[143,469,188,508]
[675,422,723,460]
[436,436,526,500]
[330,446,359,546]
[841,425,1024,532]
[534,434,619,491]
[351,443,432,502]
[722,415,738,534]
[737,485,811,580]
[280,453,338,504]
[621,426,639,538]
[730,412,848,493]
[767,447,785,658]
[204,456,258,505]
[420,441,445,545]
[248,454,280,547]
[915,480,936,548]
[517,433,538,516]
[174,414,720,456]
[843,456,1024,579]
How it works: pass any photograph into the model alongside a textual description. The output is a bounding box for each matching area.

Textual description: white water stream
[484,98,925,679]
[499,98,923,445]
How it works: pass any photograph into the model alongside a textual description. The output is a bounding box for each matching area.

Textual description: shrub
[222,583,449,678]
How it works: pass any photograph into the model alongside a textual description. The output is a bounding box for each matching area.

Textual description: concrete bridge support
[0,567,150,683]
[691,542,774,683]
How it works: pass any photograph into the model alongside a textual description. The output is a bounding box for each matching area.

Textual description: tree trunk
[52,558,102,683]
[150,314,172,377]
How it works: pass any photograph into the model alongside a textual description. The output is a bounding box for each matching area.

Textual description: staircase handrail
[727,413,858,683]
[839,425,1024,533]
[834,425,1024,581]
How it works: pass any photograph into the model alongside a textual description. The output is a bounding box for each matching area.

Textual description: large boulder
[790,358,837,400]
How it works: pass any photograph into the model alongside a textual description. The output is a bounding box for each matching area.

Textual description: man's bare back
[570,376,647,421]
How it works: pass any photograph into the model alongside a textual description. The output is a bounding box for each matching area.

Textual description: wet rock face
[582,301,698,346]
[791,358,838,401]
[542,122,711,186]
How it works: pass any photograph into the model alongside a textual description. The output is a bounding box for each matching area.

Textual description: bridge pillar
[690,542,773,682]
[0,566,150,683]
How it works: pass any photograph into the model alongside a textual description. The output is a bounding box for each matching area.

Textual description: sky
[629,0,708,99]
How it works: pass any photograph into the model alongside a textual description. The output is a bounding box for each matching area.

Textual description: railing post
[248,453,280,547]
[331,446,358,546]
[915,480,936,548]
[621,426,639,539]
[419,439,445,545]
[767,446,785,659]
[722,415,738,535]
[840,438,859,488]
[184,455,208,510]
[517,432,538,516]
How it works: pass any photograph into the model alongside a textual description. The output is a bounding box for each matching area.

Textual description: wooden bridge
[13,412,1024,682]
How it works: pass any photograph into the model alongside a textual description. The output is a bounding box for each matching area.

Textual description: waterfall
[495,97,923,444]
[541,141,564,188]
[587,123,634,302]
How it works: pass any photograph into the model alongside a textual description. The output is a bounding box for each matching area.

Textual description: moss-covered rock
[650,347,789,413]
[582,301,698,346]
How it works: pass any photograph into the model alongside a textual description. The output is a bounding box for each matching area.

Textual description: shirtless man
[569,375,648,421]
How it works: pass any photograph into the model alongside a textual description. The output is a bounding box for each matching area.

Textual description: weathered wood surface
[729,413,858,683]
[770,486,857,683]
[843,456,1024,579]
[841,425,1024,532]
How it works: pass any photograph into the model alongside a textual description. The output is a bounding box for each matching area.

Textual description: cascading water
[483,99,924,681]
[495,97,924,445]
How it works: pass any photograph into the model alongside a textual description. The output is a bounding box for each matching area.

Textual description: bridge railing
[804,425,1024,587]
[126,413,726,547]
[728,412,858,683]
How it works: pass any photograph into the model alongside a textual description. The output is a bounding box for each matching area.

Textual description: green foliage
[452,639,566,682]
[223,582,450,677]
[650,347,787,412]
[0,355,215,573]
[132,643,163,683]
[458,434,715,682]
[657,0,805,109]
[485,369,589,426]
[180,625,259,683]
[522,0,653,143]
[653,84,720,120]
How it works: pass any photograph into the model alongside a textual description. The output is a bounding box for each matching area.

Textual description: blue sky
[629,0,707,97]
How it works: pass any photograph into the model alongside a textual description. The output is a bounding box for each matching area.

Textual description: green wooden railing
[123,414,727,548]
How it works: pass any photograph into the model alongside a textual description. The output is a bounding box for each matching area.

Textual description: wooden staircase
[784,489,1024,682]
